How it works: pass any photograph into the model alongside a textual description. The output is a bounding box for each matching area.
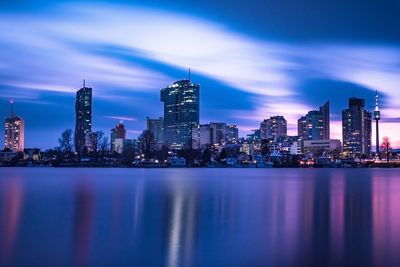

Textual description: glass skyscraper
[161,80,199,149]
[74,81,92,154]
[342,98,372,158]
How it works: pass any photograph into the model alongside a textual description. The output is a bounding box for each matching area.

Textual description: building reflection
[372,174,400,266]
[0,179,24,266]
[164,177,199,267]
[73,182,95,267]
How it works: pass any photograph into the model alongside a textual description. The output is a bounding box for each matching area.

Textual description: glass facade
[161,80,199,149]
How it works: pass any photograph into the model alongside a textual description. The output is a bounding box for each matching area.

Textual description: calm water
[0,168,400,267]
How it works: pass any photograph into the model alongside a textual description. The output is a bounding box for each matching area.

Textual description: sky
[0,0,399,149]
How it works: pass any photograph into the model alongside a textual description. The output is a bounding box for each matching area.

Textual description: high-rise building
[74,80,92,154]
[4,100,24,152]
[260,116,287,140]
[210,122,227,145]
[110,121,126,153]
[192,124,212,149]
[342,97,372,158]
[146,117,164,144]
[226,125,239,142]
[298,101,330,141]
[374,91,381,158]
[161,80,199,149]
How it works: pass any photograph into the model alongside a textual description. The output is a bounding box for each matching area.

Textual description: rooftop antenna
[83,79,86,88]
[10,99,14,117]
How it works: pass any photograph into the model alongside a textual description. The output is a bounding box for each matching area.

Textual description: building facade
[226,125,239,142]
[161,80,199,149]
[75,81,92,154]
[4,101,25,152]
[111,122,126,153]
[342,98,372,158]
[303,139,342,154]
[210,122,227,145]
[298,101,330,141]
[146,117,164,144]
[192,124,212,149]
[260,116,287,140]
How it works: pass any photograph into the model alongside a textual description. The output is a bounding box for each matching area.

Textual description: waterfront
[1,168,400,267]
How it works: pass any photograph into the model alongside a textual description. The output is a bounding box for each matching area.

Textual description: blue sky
[0,0,400,149]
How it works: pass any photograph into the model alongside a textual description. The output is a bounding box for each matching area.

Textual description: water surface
[0,168,399,267]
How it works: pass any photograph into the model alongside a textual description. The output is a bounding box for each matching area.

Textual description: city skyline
[0,1,399,149]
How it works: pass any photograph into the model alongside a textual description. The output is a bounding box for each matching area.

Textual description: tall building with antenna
[161,71,199,149]
[75,80,92,154]
[4,100,25,152]
[374,91,381,158]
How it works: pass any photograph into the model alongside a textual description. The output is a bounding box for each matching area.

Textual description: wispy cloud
[104,115,137,122]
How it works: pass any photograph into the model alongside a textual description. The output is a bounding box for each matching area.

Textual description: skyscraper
[75,80,92,154]
[342,97,372,158]
[298,101,330,141]
[161,79,200,149]
[146,117,164,144]
[4,100,24,152]
[260,116,287,140]
[374,91,381,158]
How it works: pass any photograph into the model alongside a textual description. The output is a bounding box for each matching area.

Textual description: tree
[58,129,73,157]
[87,131,104,158]
[380,137,392,162]
[100,136,109,155]
[139,130,155,160]
[201,147,212,165]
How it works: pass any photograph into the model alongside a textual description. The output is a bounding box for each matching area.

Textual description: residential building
[4,100,24,152]
[303,139,342,154]
[298,101,330,141]
[342,98,372,158]
[260,116,287,140]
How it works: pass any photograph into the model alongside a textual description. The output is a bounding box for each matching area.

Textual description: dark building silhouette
[342,98,372,158]
[298,101,330,141]
[161,80,199,149]
[75,81,92,154]
[146,117,164,144]
[226,125,239,142]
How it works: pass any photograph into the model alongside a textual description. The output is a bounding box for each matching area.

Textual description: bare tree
[58,129,73,156]
[87,131,104,157]
[380,136,392,162]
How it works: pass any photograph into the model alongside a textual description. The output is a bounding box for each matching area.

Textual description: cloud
[104,115,137,122]
[0,3,400,147]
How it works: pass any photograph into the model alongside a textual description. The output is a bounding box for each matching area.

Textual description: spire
[375,90,379,112]
[83,79,86,88]
[188,68,191,82]
[10,99,14,117]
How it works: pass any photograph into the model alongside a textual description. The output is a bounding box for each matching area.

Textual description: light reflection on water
[0,168,399,267]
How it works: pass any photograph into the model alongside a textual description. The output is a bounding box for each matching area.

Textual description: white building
[303,139,342,154]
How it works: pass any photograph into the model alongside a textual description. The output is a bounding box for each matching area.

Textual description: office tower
[226,125,239,142]
[374,91,381,158]
[192,124,212,149]
[260,116,287,140]
[74,80,92,154]
[298,101,330,141]
[146,117,164,144]
[210,122,227,145]
[161,79,200,149]
[111,121,126,153]
[342,98,372,158]
[4,100,24,152]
